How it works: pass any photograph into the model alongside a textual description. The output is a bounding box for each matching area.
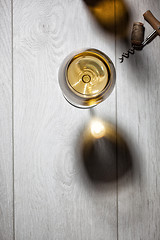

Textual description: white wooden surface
[0,0,13,239]
[0,0,160,239]
[117,1,160,239]
[13,1,116,240]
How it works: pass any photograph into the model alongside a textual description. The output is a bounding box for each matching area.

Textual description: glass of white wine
[58,48,116,108]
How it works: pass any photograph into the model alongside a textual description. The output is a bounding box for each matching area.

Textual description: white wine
[59,49,116,108]
[67,51,109,97]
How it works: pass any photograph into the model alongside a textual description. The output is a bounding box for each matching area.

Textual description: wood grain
[0,0,159,239]
[0,0,13,239]
[116,0,160,239]
[13,0,117,239]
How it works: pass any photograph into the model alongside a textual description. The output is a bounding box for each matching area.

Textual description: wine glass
[58,48,116,108]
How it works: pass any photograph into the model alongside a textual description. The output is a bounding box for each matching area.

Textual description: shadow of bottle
[83,0,131,38]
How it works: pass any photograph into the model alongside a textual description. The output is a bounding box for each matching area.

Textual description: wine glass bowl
[59,49,116,108]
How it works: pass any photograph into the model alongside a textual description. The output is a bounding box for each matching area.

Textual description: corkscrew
[119,10,160,63]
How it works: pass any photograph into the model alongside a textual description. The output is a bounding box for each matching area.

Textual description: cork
[131,22,145,46]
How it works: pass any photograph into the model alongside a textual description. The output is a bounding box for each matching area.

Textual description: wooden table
[0,0,160,239]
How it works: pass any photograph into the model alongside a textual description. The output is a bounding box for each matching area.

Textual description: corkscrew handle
[143,10,160,35]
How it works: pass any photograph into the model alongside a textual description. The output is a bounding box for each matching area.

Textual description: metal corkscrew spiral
[119,11,160,63]
[119,47,135,63]
[119,22,144,63]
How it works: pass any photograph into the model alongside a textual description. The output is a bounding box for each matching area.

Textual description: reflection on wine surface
[59,49,116,108]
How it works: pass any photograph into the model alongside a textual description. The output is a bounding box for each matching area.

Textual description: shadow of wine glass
[75,118,140,191]
[83,134,132,183]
